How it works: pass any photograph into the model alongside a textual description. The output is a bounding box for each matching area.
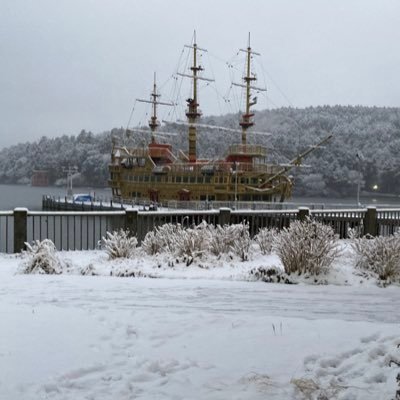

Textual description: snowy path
[0,260,399,399]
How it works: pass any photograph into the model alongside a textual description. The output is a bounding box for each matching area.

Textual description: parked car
[73,194,92,203]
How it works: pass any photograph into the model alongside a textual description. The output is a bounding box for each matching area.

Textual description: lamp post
[63,166,78,196]
[356,152,364,207]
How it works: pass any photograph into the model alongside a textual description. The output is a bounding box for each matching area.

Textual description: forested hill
[1,105,400,197]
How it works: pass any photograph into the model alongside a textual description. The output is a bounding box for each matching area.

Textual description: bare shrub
[254,227,278,255]
[274,219,340,276]
[23,239,63,274]
[352,232,400,283]
[102,229,138,259]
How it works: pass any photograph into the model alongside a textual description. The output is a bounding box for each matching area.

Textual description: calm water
[0,184,112,210]
[0,184,400,211]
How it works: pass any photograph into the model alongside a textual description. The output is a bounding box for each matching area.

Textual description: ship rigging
[109,34,332,205]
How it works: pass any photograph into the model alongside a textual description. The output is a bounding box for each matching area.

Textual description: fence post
[219,208,231,226]
[126,209,139,239]
[14,208,28,253]
[297,207,310,221]
[364,206,377,236]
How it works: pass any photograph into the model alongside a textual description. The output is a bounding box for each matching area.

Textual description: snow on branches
[142,221,251,264]
[23,239,65,274]
[274,218,340,276]
[102,229,138,259]
[352,232,400,284]
[254,227,278,255]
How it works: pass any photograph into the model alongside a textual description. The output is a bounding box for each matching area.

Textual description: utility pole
[63,166,78,196]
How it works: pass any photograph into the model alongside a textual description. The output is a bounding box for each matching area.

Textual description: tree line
[1,105,399,197]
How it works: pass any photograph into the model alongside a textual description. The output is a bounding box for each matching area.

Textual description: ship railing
[227,144,267,157]
[166,161,279,174]
[121,148,149,158]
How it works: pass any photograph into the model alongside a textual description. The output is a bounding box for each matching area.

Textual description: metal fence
[1,206,400,254]
[0,211,13,253]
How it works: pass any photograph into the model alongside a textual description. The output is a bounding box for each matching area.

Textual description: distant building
[31,170,49,187]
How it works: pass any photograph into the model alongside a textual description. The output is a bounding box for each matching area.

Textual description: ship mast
[233,33,266,145]
[137,72,173,143]
[178,32,214,162]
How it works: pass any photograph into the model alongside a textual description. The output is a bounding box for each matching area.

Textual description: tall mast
[233,33,266,145]
[149,72,159,143]
[178,32,214,162]
[137,72,173,143]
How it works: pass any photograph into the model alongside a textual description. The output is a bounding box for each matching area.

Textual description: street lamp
[356,152,364,207]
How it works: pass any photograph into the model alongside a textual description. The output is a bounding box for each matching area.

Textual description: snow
[0,247,399,400]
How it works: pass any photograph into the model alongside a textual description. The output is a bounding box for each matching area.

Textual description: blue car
[73,194,92,202]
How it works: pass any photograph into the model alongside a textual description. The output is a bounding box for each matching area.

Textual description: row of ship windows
[121,175,262,185]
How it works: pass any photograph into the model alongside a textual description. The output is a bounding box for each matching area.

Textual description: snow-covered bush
[102,229,138,259]
[207,222,251,261]
[174,221,210,264]
[142,221,251,262]
[352,232,400,283]
[207,224,233,256]
[254,227,278,255]
[23,239,63,274]
[142,222,208,264]
[274,218,340,276]
[141,223,181,255]
[230,222,252,261]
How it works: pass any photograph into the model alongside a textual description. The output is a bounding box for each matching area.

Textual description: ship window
[183,176,188,183]
[176,176,182,183]
[150,176,155,182]
[139,176,143,182]
[197,176,203,183]
[144,176,149,182]
[190,177,195,183]
[204,176,211,183]
[156,176,161,182]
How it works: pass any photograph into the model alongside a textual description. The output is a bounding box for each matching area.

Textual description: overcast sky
[1,0,400,149]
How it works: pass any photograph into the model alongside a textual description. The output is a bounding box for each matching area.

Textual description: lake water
[0,184,400,210]
[0,184,112,210]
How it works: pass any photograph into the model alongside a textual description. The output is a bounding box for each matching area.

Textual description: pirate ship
[109,35,331,204]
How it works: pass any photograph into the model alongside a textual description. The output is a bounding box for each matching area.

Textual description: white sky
[1,0,400,148]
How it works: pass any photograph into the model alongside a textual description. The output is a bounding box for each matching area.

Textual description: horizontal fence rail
[1,206,400,254]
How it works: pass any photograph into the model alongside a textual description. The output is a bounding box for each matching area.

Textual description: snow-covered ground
[0,249,399,400]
